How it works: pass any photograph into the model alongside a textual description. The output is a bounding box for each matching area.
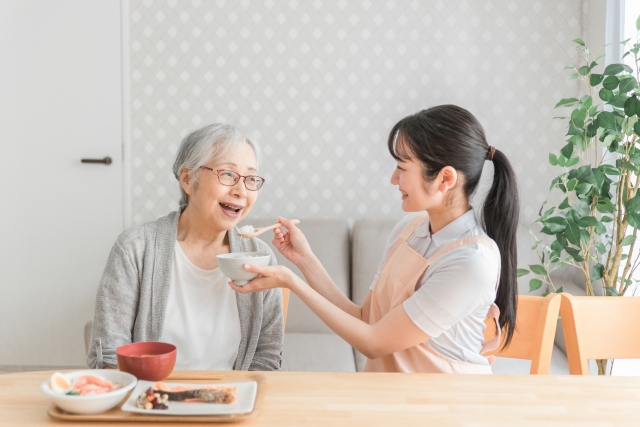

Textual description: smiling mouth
[220,202,244,214]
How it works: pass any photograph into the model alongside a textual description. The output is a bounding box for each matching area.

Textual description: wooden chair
[483,293,562,374]
[560,293,640,375]
[282,288,290,327]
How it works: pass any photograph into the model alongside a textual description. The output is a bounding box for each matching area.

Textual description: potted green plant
[519,21,640,375]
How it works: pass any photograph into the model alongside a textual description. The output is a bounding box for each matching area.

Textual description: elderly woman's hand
[228,264,303,294]
[272,217,314,266]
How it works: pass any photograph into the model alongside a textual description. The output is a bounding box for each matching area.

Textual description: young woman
[231,105,519,373]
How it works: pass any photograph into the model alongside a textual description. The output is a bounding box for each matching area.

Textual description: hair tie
[487,146,496,161]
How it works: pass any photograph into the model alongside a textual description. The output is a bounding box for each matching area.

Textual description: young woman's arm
[271,218,368,320]
[230,265,427,359]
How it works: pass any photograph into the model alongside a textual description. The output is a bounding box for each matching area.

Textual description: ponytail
[482,149,519,346]
[388,105,519,347]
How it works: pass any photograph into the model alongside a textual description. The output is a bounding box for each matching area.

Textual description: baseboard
[0,365,86,374]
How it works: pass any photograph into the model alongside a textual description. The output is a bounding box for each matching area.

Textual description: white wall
[127,0,595,293]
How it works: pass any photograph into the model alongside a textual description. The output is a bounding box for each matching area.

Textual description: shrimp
[72,375,118,395]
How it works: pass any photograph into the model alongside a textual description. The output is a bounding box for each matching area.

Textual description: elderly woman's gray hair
[172,123,259,210]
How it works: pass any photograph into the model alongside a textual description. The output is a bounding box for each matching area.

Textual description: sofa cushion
[351,220,397,306]
[238,218,350,334]
[282,333,356,372]
[351,219,397,371]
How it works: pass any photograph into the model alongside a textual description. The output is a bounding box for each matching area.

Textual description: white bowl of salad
[40,370,137,414]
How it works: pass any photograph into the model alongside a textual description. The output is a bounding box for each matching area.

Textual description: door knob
[81,157,112,165]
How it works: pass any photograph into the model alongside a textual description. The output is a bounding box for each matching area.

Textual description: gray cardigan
[86,211,283,371]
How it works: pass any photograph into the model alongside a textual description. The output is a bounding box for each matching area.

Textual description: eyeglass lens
[218,170,264,190]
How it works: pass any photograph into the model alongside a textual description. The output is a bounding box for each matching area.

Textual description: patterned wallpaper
[129,0,582,234]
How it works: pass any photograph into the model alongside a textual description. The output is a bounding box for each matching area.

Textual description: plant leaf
[595,242,607,254]
[599,88,614,102]
[596,198,616,213]
[529,264,547,275]
[590,73,604,86]
[564,222,581,246]
[599,164,620,176]
[565,247,585,261]
[591,263,604,281]
[620,77,638,93]
[573,38,586,46]
[561,142,574,159]
[554,98,579,108]
[603,75,620,90]
[620,235,637,246]
[626,195,640,213]
[565,157,579,167]
[529,278,543,292]
[517,268,529,277]
[605,286,621,296]
[542,216,568,233]
[627,212,640,229]
[597,111,617,130]
[575,182,593,196]
[604,63,626,75]
[576,216,598,227]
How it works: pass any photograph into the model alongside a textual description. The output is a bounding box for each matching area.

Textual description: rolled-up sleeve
[402,244,499,339]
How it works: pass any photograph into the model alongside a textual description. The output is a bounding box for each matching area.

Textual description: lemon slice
[50,372,71,394]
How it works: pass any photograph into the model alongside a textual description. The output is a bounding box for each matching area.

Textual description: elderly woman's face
[184,142,259,229]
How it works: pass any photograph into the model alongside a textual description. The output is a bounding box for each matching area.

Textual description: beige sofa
[85,218,571,374]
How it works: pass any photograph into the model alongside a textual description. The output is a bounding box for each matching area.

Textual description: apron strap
[422,234,503,357]
[398,212,429,242]
[381,212,429,271]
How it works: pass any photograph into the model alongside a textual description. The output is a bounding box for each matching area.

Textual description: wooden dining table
[2,369,640,426]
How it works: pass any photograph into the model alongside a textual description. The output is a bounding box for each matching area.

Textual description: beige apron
[363,212,501,374]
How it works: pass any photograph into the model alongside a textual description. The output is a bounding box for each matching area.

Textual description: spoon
[237,219,300,238]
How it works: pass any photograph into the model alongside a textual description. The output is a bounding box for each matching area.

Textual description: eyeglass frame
[198,166,266,191]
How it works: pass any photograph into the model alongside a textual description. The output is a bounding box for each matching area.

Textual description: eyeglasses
[199,166,265,191]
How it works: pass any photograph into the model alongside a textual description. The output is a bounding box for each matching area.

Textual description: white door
[0,1,124,366]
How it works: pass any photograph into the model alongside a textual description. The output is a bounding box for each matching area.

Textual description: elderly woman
[87,123,283,371]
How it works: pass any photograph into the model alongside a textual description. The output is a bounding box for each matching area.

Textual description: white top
[370,210,500,365]
[159,242,242,370]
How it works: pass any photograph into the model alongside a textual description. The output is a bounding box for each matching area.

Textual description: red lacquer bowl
[116,342,176,381]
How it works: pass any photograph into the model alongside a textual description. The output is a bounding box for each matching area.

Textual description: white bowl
[216,251,272,285]
[40,370,137,414]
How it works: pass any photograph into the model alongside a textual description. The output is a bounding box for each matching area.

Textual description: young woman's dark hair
[387,104,519,346]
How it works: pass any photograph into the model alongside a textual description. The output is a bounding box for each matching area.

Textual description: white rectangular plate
[121,380,257,416]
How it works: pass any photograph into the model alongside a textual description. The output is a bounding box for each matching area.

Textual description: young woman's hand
[228,264,302,293]
[272,217,313,266]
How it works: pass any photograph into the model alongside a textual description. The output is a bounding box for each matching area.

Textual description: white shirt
[371,210,500,365]
[159,242,242,370]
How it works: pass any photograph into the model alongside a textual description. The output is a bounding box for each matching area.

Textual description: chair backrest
[560,293,640,375]
[282,288,290,326]
[483,293,561,374]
